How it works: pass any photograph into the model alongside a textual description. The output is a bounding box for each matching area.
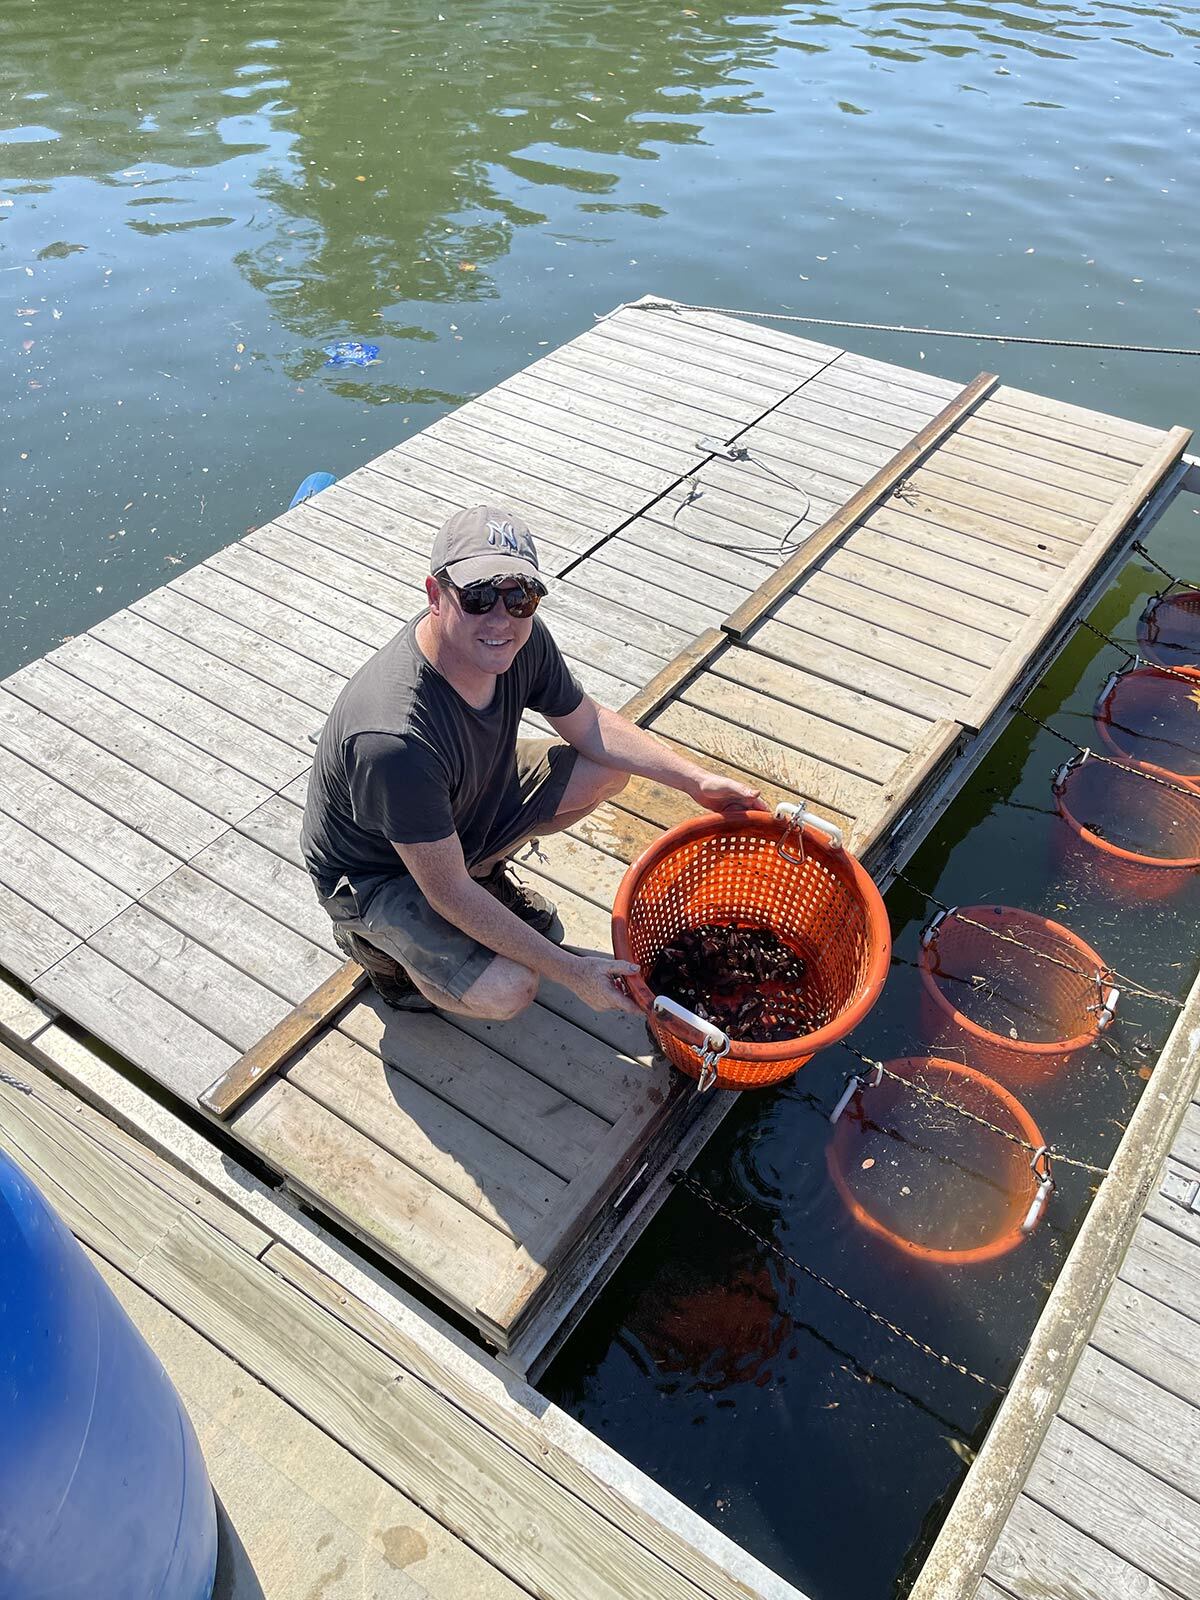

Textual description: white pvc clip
[1097,668,1122,711]
[1051,750,1087,795]
[774,800,845,865]
[830,1060,883,1125]
[1090,983,1120,1032]
[652,995,731,1094]
[920,906,956,948]
[1021,1146,1055,1234]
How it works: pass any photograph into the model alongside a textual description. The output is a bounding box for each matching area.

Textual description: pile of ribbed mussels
[647,922,809,1043]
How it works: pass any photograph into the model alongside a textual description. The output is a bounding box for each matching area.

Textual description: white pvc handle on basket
[651,996,731,1093]
[773,801,845,853]
[1021,1148,1055,1235]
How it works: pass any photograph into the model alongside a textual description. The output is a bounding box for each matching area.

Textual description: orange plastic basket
[918,904,1117,1084]
[611,806,890,1090]
[1138,589,1200,669]
[1053,752,1200,902]
[1095,663,1200,782]
[827,1056,1052,1265]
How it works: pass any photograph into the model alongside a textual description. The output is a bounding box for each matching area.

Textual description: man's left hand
[691,772,765,816]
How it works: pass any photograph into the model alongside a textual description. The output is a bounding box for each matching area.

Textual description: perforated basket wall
[918,904,1111,1085]
[1138,589,1200,670]
[1095,663,1200,782]
[612,812,890,1089]
[1055,756,1200,902]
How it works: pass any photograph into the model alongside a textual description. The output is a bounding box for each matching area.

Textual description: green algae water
[3,3,1198,1594]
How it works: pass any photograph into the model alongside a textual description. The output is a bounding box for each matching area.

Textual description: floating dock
[0,297,1192,1372]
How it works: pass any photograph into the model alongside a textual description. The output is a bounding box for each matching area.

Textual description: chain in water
[671,1171,1006,1394]
[1077,615,1200,685]
[1133,541,1195,591]
[838,1044,1109,1176]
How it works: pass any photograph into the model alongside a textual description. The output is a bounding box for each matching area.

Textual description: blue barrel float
[0,1147,218,1599]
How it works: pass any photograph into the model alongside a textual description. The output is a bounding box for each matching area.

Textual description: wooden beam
[617,627,727,726]
[721,370,1000,638]
[199,959,365,1119]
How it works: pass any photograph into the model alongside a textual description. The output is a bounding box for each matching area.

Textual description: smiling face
[424,572,535,680]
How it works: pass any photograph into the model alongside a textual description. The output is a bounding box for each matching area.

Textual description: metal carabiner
[774,800,845,866]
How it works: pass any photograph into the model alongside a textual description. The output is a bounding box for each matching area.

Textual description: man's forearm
[569,704,708,795]
[424,877,581,983]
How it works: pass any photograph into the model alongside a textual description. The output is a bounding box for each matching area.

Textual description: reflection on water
[3,2,1199,1595]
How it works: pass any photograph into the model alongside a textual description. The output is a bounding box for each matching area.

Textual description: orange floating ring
[1095,662,1200,782]
[1053,752,1200,902]
[827,1055,1052,1265]
[918,904,1117,1084]
[1138,589,1200,670]
[612,804,890,1090]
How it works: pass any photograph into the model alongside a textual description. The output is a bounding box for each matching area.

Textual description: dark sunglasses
[438,572,546,619]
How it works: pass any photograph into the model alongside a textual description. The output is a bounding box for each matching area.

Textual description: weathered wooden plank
[824,546,1027,638]
[744,615,964,722]
[0,688,225,860]
[1149,1160,1200,1250]
[847,525,1047,613]
[282,1030,563,1238]
[337,996,606,1179]
[850,719,964,857]
[511,829,629,912]
[568,800,661,867]
[981,397,1150,468]
[140,863,338,1005]
[0,742,177,897]
[920,445,1114,523]
[546,343,756,428]
[862,505,1064,588]
[616,628,728,727]
[802,368,941,428]
[207,545,397,649]
[579,320,790,408]
[91,608,323,754]
[188,828,340,957]
[793,570,1006,668]
[1090,1278,1200,1409]
[987,1493,1178,1600]
[1172,1101,1200,1172]
[948,423,1136,490]
[556,576,699,662]
[649,700,879,823]
[876,485,1079,566]
[49,632,308,791]
[627,298,841,367]
[616,302,836,379]
[0,809,131,940]
[485,375,699,475]
[588,533,756,614]
[1118,1211,1200,1315]
[446,395,678,490]
[169,564,376,678]
[133,586,346,713]
[775,388,914,452]
[711,646,931,752]
[33,941,238,1099]
[7,658,271,823]
[993,384,1165,449]
[679,672,903,783]
[1024,1417,1200,1597]
[908,466,1094,543]
[616,512,772,592]
[961,425,1191,730]
[722,372,996,636]
[251,515,427,620]
[0,882,79,983]
[236,1079,533,1329]
[1059,1345,1200,1501]
[425,412,648,515]
[832,350,961,401]
[233,792,305,869]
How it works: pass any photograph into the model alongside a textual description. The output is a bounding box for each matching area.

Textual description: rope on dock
[632,298,1200,358]
[670,1169,1007,1393]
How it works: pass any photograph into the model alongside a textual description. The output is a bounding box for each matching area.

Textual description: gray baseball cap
[430,505,544,588]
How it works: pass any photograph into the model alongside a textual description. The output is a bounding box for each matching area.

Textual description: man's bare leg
[407,953,537,1020]
[472,755,629,875]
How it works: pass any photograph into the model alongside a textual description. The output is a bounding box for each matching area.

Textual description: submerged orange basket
[1138,588,1200,669]
[612,804,890,1091]
[827,1056,1053,1265]
[1053,752,1200,902]
[918,904,1118,1084]
[1095,662,1200,782]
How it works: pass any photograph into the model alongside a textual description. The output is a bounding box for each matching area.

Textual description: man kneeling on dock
[301,504,761,1021]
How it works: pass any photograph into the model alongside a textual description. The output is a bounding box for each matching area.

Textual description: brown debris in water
[648,923,809,1043]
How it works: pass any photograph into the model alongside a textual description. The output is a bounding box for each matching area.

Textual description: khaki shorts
[317,738,577,999]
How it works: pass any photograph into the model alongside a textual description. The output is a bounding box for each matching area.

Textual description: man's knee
[456,956,538,1021]
[563,755,629,813]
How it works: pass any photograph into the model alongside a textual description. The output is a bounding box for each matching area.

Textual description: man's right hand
[569,955,643,1015]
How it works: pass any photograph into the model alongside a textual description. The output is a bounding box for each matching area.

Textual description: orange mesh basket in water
[1138,588,1200,670]
[827,1056,1053,1266]
[1053,752,1200,902]
[1095,662,1200,782]
[611,805,891,1090]
[918,904,1118,1085]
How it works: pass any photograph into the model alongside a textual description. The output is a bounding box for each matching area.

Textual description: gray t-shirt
[300,614,583,894]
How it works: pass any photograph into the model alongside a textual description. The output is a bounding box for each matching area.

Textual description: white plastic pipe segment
[774,801,845,852]
[651,995,731,1058]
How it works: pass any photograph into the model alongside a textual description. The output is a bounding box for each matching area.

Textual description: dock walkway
[0,297,1190,1366]
[0,1041,796,1600]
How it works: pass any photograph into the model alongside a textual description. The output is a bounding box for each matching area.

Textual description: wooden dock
[911,961,1200,1600]
[0,297,1191,1371]
[0,1041,799,1600]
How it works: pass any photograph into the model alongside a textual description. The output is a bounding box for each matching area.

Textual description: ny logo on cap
[486,517,535,560]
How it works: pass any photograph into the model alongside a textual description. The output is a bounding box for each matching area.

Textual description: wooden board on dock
[0,296,1190,1363]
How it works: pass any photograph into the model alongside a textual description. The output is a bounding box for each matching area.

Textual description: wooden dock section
[911,960,1200,1600]
[0,298,1191,1369]
[0,1042,800,1600]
